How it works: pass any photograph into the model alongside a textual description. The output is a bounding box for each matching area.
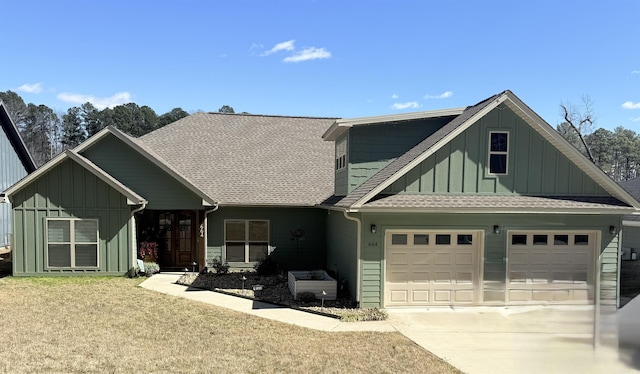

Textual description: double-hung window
[225,220,269,263]
[46,218,99,268]
[488,131,509,175]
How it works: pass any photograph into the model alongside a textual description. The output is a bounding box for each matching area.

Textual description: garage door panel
[433,271,453,283]
[456,271,473,284]
[385,230,481,307]
[434,253,451,265]
[456,252,473,265]
[507,231,595,304]
[411,290,430,303]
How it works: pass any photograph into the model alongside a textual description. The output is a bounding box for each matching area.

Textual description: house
[0,101,36,249]
[2,90,637,311]
[619,177,640,258]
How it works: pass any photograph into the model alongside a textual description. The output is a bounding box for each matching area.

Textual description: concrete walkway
[140,273,639,373]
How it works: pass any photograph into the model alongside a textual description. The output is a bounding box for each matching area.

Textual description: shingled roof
[139,112,337,206]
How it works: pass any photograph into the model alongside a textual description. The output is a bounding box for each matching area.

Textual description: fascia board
[502,92,640,210]
[322,108,466,141]
[66,150,147,205]
[351,96,507,208]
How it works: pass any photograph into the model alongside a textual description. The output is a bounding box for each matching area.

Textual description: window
[457,234,473,245]
[335,139,347,170]
[488,131,509,175]
[225,220,269,263]
[533,235,548,245]
[511,235,527,245]
[391,234,408,245]
[414,234,429,245]
[46,218,99,268]
[435,234,451,245]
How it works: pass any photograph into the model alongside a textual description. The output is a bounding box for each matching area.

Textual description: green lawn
[0,276,461,373]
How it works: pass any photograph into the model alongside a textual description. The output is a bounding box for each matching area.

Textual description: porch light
[493,225,501,234]
[609,226,617,235]
[370,224,377,234]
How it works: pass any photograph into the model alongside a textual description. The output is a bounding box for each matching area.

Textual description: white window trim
[45,218,99,269]
[488,131,509,176]
[336,138,347,171]
[223,219,270,264]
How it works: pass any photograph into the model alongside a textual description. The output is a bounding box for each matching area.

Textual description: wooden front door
[157,211,197,269]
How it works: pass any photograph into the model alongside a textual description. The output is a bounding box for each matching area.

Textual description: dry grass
[0,276,461,374]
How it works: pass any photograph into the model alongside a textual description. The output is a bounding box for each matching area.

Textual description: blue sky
[1,0,639,130]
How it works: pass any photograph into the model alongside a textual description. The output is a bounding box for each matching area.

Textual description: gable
[80,133,204,210]
[385,104,608,196]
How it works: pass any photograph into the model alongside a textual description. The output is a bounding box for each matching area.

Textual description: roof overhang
[2,150,147,206]
[322,108,465,141]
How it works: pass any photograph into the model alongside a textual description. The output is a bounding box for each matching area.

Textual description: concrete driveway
[387,305,639,373]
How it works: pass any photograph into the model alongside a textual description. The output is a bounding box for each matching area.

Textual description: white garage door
[507,231,596,304]
[385,230,482,307]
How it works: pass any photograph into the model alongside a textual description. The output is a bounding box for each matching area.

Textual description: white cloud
[391,94,399,99]
[57,91,131,110]
[283,47,331,63]
[632,70,640,74]
[17,82,43,93]
[622,101,640,110]
[632,116,640,122]
[424,91,453,99]
[261,40,295,56]
[392,102,420,110]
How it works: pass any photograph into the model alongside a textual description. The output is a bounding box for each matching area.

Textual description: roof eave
[352,206,636,214]
[322,107,466,141]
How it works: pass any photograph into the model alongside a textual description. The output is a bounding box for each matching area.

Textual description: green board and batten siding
[206,207,327,271]
[385,105,608,195]
[326,210,358,300]
[0,123,29,247]
[11,159,133,275]
[344,116,455,194]
[81,134,203,210]
[357,213,620,308]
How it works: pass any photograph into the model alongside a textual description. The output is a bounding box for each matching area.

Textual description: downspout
[130,202,147,270]
[203,203,220,267]
[342,210,362,303]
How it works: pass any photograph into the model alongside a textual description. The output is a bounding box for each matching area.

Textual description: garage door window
[511,235,527,245]
[533,235,548,245]
[457,234,473,245]
[435,234,451,245]
[554,235,569,245]
[391,234,407,245]
[414,234,429,245]
[575,235,589,245]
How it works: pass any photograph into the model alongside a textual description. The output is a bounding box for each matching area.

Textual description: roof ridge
[199,112,339,120]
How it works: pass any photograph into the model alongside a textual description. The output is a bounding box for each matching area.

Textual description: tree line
[1,89,637,182]
[0,91,234,167]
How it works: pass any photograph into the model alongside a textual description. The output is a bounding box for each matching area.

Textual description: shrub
[143,261,160,276]
[207,258,229,274]
[297,292,316,302]
[254,254,280,276]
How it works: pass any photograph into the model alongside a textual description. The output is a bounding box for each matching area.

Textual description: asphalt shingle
[139,112,337,206]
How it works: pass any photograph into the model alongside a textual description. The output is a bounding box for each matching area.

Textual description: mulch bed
[175,272,368,319]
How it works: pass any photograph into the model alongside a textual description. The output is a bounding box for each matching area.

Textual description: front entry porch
[137,210,203,270]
